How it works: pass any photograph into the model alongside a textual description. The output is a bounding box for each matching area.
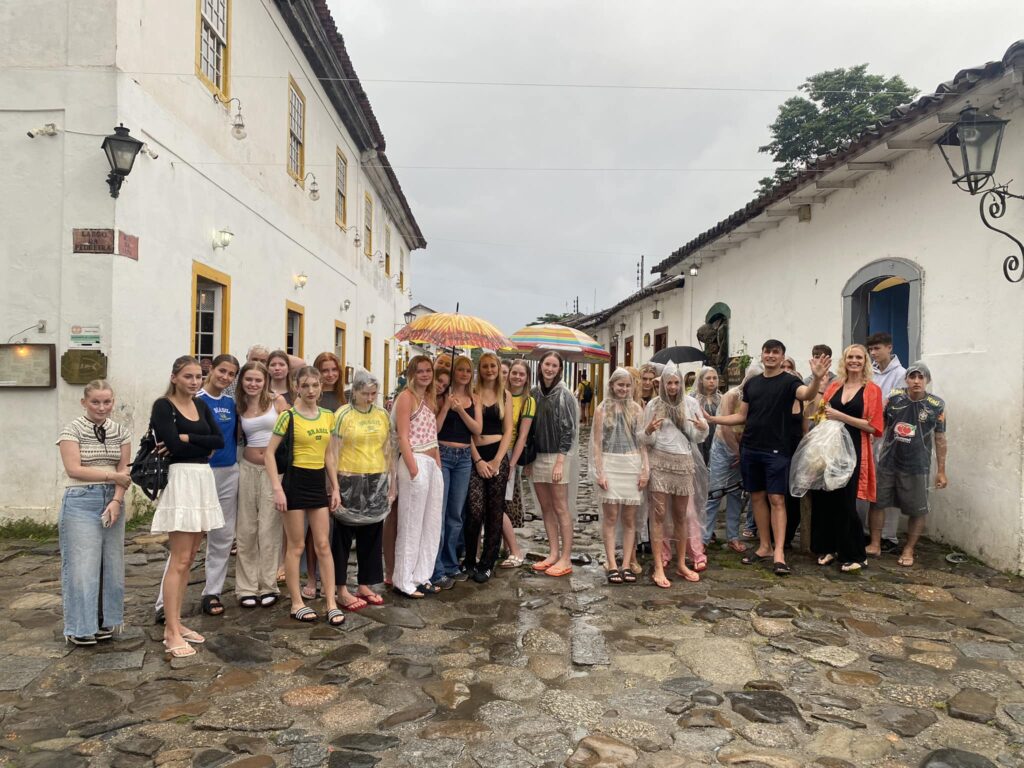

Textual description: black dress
[784,405,803,548]
[810,386,867,564]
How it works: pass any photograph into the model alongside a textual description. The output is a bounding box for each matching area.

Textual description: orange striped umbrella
[394,312,514,350]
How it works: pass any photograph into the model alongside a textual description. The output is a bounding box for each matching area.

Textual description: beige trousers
[235,459,283,597]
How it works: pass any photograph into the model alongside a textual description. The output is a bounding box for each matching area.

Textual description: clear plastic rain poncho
[590,368,647,505]
[528,366,581,512]
[641,363,710,554]
[331,368,395,526]
[789,420,857,497]
[876,361,946,481]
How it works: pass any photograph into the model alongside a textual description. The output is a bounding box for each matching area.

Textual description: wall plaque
[0,344,57,388]
[73,228,115,254]
[61,349,109,385]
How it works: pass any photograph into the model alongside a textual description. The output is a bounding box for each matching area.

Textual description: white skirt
[598,452,643,505]
[151,463,225,533]
[531,453,568,485]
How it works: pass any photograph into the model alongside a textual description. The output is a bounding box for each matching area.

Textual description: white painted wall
[588,103,1024,572]
[0,0,417,521]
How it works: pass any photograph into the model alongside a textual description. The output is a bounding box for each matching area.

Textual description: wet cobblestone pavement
[2,429,1023,767]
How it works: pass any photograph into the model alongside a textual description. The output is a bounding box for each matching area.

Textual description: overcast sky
[327,1,1021,333]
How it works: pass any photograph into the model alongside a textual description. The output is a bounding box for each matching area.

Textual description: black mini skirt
[284,466,329,511]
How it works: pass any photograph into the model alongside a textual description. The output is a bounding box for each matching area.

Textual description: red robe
[821,380,884,502]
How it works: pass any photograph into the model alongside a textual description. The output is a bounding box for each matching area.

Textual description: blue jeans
[59,484,124,637]
[432,445,473,581]
[703,440,744,543]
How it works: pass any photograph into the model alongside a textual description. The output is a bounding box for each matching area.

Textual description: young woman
[314,352,347,412]
[692,367,721,466]
[431,355,482,589]
[57,380,131,646]
[642,363,708,588]
[329,369,392,610]
[529,351,579,577]
[150,356,226,659]
[591,368,648,584]
[463,353,514,582]
[393,355,444,598]
[265,367,344,625]
[811,344,883,572]
[499,359,535,568]
[235,362,289,607]
[267,350,295,405]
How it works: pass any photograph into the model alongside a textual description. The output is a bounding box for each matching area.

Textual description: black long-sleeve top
[150,397,225,465]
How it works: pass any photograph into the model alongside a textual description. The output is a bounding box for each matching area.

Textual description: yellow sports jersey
[511,393,536,445]
[274,407,335,470]
[333,405,391,475]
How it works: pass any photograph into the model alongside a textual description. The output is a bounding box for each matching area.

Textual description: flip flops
[897,554,915,567]
[675,569,700,583]
[180,630,205,644]
[652,574,671,589]
[163,643,196,660]
[340,597,368,612]
[817,553,836,566]
[359,592,384,606]
[546,565,573,578]
[290,606,318,623]
[741,552,769,566]
[531,560,556,572]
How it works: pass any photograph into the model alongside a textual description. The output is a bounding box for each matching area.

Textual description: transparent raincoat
[590,368,648,505]
[331,369,395,525]
[528,375,580,511]
[641,364,709,554]
[876,362,945,482]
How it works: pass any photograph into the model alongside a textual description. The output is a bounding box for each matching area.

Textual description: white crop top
[240,405,278,448]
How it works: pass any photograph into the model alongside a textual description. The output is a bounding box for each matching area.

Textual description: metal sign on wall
[60,350,109,385]
[72,228,115,254]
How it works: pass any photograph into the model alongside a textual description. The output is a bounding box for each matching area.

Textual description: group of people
[54,331,947,655]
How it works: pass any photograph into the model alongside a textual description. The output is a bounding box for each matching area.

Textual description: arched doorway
[842,259,922,364]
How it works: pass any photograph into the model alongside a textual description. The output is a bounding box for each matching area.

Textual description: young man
[706,339,830,575]
[864,331,908,554]
[869,363,947,567]
[575,372,594,425]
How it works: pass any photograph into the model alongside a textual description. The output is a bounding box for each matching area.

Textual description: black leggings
[331,520,384,586]
[463,452,510,571]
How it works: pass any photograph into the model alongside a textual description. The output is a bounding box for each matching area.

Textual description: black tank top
[481,402,502,436]
[438,399,476,443]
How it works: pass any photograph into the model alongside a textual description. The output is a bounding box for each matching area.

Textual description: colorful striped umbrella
[394,312,514,350]
[510,323,610,363]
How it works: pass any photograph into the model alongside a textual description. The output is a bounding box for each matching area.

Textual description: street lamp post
[100,124,144,198]
[938,106,1024,282]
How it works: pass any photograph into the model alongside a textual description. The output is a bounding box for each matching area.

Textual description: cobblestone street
[1,430,1022,767]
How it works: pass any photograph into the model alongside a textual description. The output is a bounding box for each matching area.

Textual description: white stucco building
[576,41,1024,573]
[0,0,425,521]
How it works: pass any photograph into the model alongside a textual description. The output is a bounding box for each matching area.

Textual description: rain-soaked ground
[2,427,1023,767]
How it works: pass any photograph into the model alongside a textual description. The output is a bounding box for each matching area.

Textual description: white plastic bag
[789,420,856,497]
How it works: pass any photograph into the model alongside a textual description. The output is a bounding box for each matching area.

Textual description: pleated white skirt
[151,463,225,533]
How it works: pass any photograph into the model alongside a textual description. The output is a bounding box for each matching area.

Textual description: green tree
[533,312,571,325]
[757,65,919,194]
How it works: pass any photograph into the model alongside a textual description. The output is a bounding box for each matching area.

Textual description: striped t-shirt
[57,417,130,487]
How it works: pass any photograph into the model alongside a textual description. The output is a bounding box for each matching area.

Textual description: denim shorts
[740,447,791,496]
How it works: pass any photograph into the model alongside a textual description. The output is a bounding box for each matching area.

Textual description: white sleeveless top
[240,405,278,448]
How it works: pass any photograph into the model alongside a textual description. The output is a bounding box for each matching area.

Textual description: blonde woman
[393,356,444,598]
[499,359,535,568]
[432,355,482,589]
[150,356,225,659]
[235,362,289,607]
[591,368,648,584]
[464,353,513,582]
[57,380,131,646]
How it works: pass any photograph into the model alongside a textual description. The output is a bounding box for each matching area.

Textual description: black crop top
[438,399,477,443]
[150,397,225,465]
[481,403,503,436]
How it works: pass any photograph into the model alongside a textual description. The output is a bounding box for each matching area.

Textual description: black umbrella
[650,345,706,365]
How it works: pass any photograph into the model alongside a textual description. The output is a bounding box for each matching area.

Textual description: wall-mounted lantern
[101,124,144,198]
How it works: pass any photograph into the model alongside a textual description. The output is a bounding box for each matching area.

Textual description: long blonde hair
[404,355,436,413]
[837,344,873,383]
[506,359,531,396]
[473,352,505,419]
[164,355,200,398]
[450,355,474,398]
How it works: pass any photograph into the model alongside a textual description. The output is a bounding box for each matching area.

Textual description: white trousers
[393,454,443,595]
[155,464,238,610]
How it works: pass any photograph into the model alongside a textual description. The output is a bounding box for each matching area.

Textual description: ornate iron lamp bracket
[979,184,1024,283]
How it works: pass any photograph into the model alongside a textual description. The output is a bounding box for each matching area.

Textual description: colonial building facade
[576,41,1024,573]
[0,0,425,520]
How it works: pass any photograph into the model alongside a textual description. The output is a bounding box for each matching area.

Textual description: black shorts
[284,466,329,510]
[740,447,791,496]
[875,469,929,517]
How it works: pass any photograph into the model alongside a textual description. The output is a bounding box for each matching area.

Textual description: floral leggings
[463,452,511,572]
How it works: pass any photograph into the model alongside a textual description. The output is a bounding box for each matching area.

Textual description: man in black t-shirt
[707,339,831,575]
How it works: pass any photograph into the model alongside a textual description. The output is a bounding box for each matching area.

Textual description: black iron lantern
[100,124,144,198]
[403,310,416,325]
[938,107,1008,195]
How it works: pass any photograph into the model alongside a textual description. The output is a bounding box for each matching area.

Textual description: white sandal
[499,555,525,568]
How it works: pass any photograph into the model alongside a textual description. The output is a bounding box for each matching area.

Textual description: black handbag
[274,409,294,477]
[129,425,169,501]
